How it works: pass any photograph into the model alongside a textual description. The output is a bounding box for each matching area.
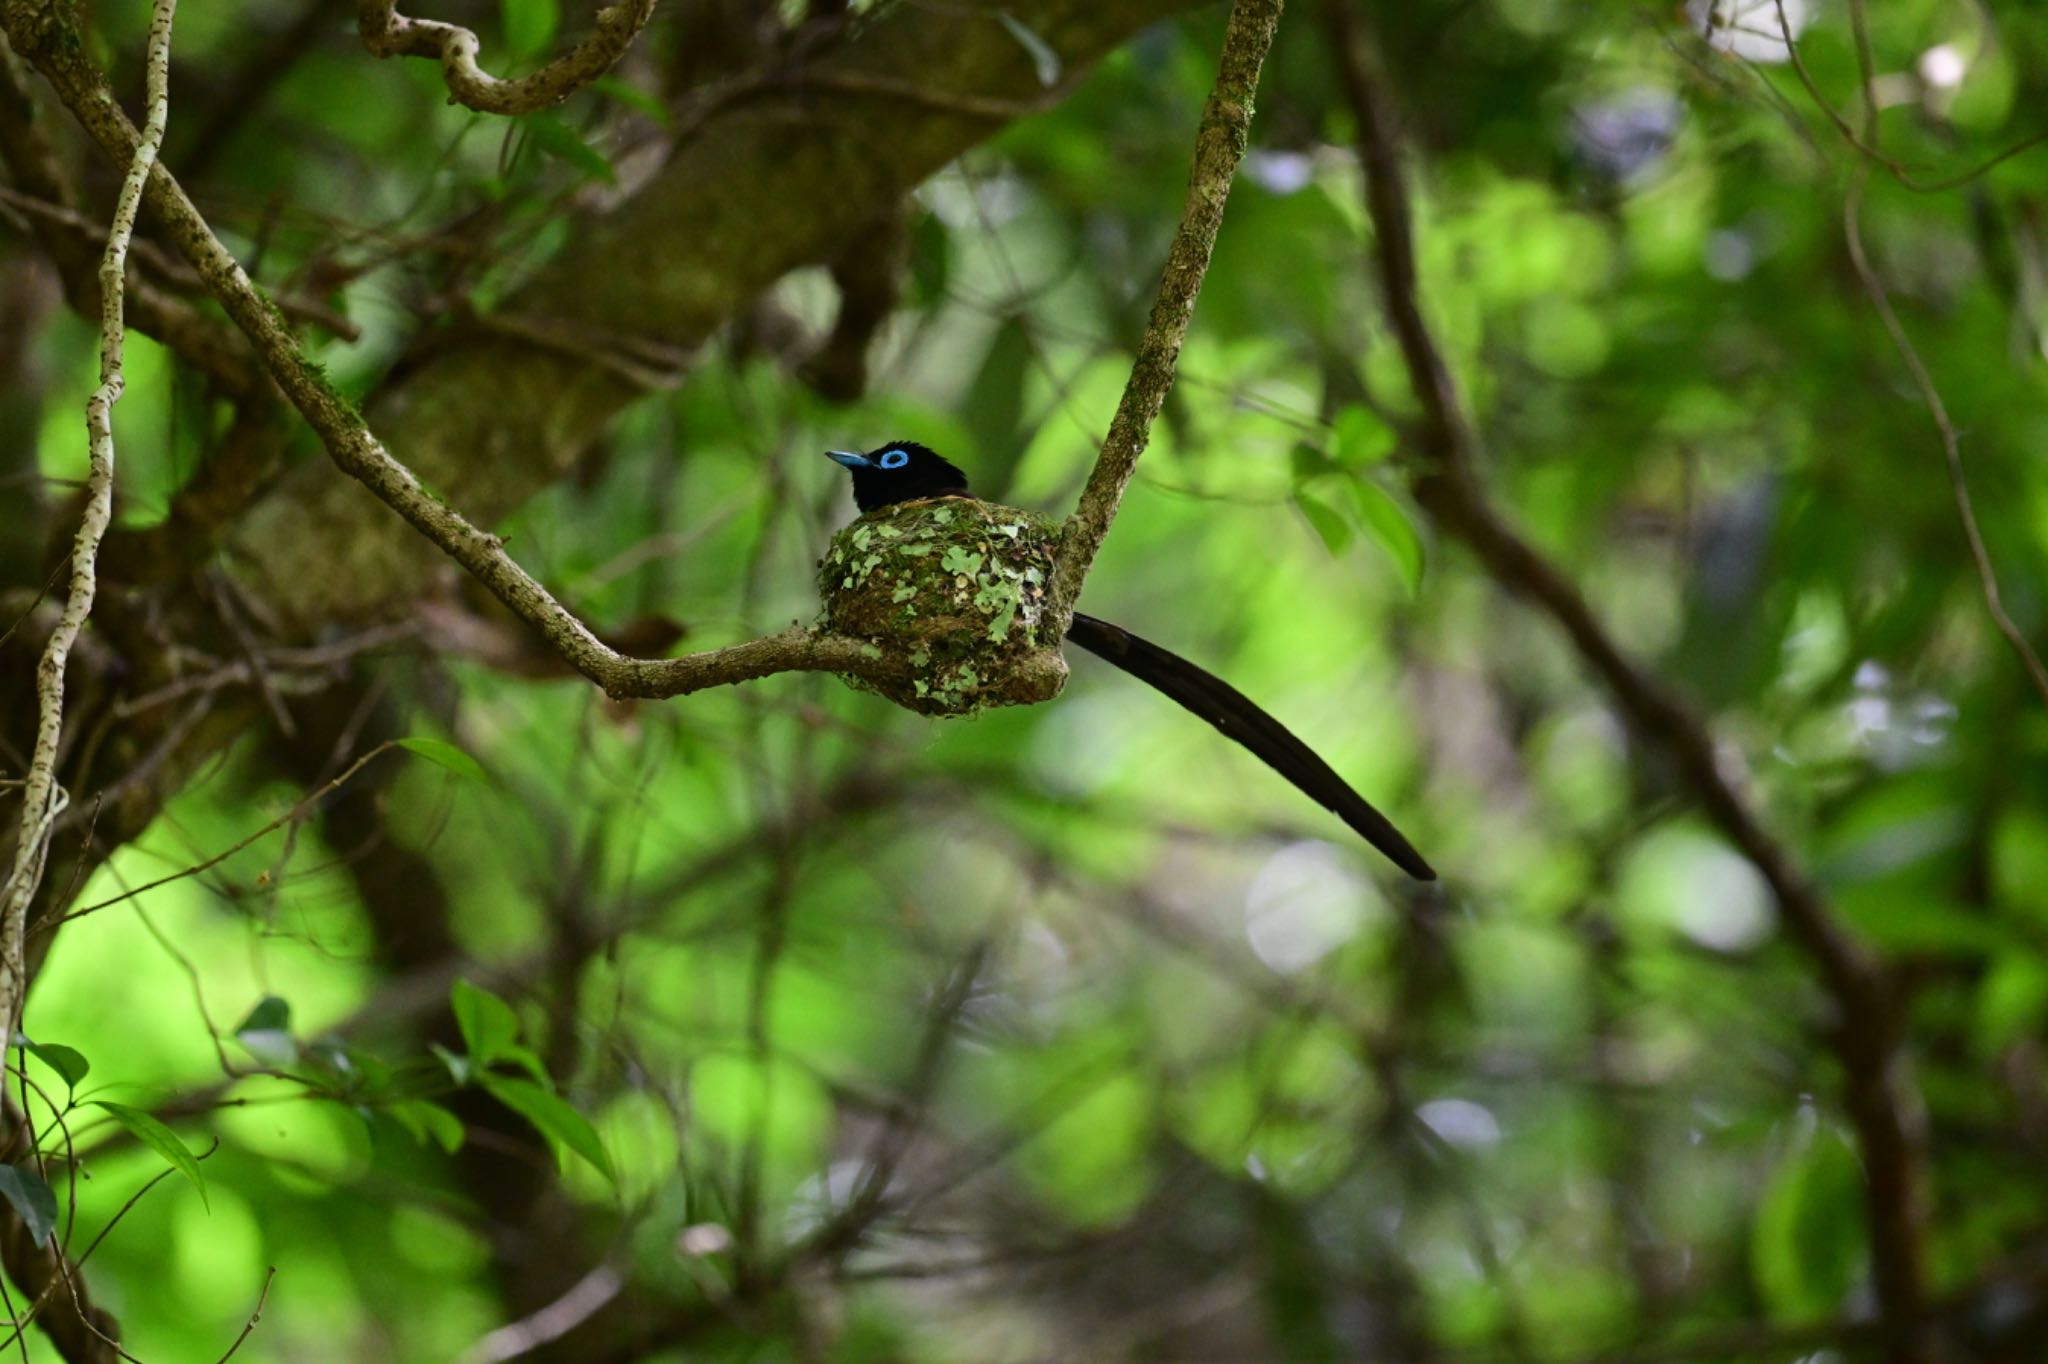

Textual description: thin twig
[0,0,178,1049]
[212,1266,276,1363]
[1046,0,1284,625]
[1771,0,2048,713]
[37,740,401,934]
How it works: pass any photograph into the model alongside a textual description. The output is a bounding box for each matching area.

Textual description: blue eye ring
[879,449,909,470]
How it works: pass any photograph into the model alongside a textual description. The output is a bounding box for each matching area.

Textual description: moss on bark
[816,498,1066,717]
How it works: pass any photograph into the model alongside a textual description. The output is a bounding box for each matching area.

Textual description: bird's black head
[825,441,972,514]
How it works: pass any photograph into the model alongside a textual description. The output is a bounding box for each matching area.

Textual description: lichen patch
[816,497,1067,717]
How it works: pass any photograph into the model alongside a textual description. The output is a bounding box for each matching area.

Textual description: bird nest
[816,498,1068,717]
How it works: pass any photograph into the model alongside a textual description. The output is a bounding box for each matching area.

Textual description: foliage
[3,0,2048,1361]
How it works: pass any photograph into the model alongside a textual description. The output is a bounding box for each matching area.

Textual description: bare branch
[0,0,177,1043]
[1046,0,1283,625]
[357,0,657,114]
[1322,4,1936,1358]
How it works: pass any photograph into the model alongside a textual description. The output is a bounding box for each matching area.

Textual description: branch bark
[1322,5,1934,1359]
[357,0,658,114]
[1047,0,1283,626]
[1,0,177,1045]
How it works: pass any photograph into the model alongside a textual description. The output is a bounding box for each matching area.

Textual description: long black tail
[1064,613,1436,881]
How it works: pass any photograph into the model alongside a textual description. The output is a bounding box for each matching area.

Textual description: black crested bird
[826,441,1436,881]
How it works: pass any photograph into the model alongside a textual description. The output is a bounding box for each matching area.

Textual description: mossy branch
[1,0,177,1073]
[0,0,932,707]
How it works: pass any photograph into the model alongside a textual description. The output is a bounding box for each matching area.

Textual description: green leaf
[451,979,520,1065]
[1350,480,1424,596]
[496,1043,551,1086]
[0,1165,57,1248]
[1292,489,1352,556]
[481,1075,616,1184]
[429,1042,473,1087]
[397,737,489,784]
[233,996,296,1067]
[1752,1130,1866,1323]
[389,1100,466,1154]
[592,75,669,127]
[520,113,617,185]
[1331,405,1395,467]
[1289,441,1337,482]
[996,12,1062,87]
[501,0,560,59]
[90,1103,207,1209]
[14,1036,90,1096]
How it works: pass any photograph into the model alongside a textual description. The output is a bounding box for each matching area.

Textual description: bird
[826,441,1437,881]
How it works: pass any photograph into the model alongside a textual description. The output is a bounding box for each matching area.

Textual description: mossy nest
[816,498,1068,717]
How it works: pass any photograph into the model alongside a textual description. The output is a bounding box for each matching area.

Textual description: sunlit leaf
[1292,488,1352,556]
[1752,1129,1865,1323]
[1350,479,1424,595]
[14,1036,90,1097]
[397,738,489,784]
[481,1076,615,1184]
[451,979,520,1065]
[389,1100,466,1154]
[90,1103,207,1209]
[1331,404,1395,467]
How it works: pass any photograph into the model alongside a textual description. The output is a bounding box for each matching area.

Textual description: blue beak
[826,450,871,468]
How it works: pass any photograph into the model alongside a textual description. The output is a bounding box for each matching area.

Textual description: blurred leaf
[481,1075,616,1183]
[1751,1130,1865,1323]
[234,996,296,1067]
[390,1100,466,1154]
[0,1165,57,1248]
[520,113,616,185]
[430,1042,474,1087]
[1331,404,1394,467]
[90,1103,207,1209]
[997,12,1062,87]
[501,0,560,59]
[966,316,1034,494]
[1293,488,1352,556]
[1350,479,1424,595]
[593,75,669,127]
[397,737,489,784]
[1290,441,1338,482]
[908,211,951,308]
[451,979,520,1065]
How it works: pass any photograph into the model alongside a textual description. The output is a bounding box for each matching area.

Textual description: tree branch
[357,0,658,114]
[1047,0,1282,625]
[1321,5,1935,1359]
[1,0,177,1047]
[232,0,1198,625]
[0,2,939,705]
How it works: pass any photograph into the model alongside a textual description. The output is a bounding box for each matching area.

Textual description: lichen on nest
[816,497,1067,717]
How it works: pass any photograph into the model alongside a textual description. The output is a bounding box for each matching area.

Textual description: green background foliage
[4,0,2048,1360]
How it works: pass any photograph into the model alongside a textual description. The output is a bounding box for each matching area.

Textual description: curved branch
[2,3,938,706]
[0,0,177,1045]
[357,0,658,114]
[1047,0,1282,625]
